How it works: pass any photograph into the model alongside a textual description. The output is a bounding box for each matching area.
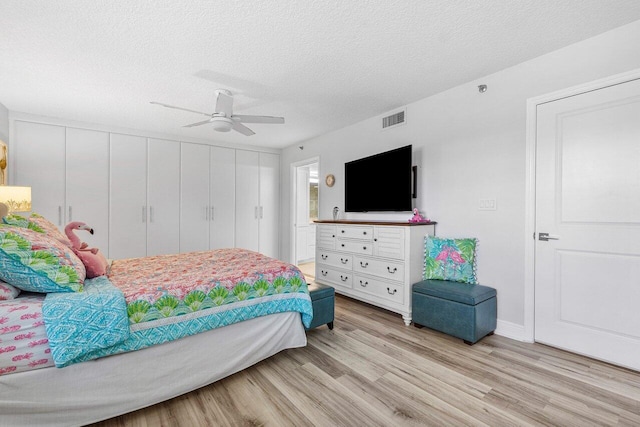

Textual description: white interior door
[180,143,210,253]
[535,77,640,371]
[210,146,235,249]
[65,128,109,253]
[295,166,310,263]
[14,121,66,226]
[109,134,147,259]
[147,139,180,256]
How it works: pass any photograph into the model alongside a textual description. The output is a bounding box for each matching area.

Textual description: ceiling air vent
[382,110,405,129]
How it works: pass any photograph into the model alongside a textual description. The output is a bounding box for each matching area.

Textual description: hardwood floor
[92,295,640,426]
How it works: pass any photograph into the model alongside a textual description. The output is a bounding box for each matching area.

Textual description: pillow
[423,236,478,284]
[0,281,20,300]
[0,224,85,293]
[2,213,72,247]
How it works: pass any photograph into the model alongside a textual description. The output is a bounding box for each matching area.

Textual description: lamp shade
[0,186,32,213]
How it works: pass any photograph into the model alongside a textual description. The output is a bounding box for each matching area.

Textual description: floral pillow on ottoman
[423,236,478,284]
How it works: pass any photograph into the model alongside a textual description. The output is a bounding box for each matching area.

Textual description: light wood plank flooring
[93,295,640,426]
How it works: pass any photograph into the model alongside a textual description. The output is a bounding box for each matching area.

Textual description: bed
[0,215,312,426]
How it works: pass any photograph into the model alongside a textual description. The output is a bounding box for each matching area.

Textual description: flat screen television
[345,145,413,212]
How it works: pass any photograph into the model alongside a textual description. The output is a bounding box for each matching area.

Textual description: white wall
[280,20,640,332]
[0,101,8,144]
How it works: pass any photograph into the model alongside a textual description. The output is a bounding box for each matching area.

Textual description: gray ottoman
[412,280,496,344]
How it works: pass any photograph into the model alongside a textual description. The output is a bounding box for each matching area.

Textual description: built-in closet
[14,122,109,252]
[12,120,280,260]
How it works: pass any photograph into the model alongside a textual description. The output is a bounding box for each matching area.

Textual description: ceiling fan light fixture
[211,117,233,132]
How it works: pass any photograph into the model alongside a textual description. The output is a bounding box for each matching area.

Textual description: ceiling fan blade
[214,90,234,116]
[150,101,211,117]
[183,118,214,128]
[232,121,255,136]
[233,115,285,124]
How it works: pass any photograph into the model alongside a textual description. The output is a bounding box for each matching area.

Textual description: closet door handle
[142,206,146,223]
[255,206,258,219]
[260,206,264,219]
[149,206,154,223]
[58,206,62,226]
[210,206,214,221]
[68,206,72,221]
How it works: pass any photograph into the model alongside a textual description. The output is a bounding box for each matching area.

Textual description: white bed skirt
[0,312,307,427]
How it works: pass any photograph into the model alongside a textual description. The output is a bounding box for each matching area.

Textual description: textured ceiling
[1,1,640,149]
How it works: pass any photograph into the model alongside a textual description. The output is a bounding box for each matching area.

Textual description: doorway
[291,158,319,284]
[526,72,640,370]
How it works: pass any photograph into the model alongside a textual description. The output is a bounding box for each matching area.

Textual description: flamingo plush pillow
[423,236,478,284]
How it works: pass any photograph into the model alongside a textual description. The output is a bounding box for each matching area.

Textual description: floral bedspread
[108,248,309,325]
[42,249,312,368]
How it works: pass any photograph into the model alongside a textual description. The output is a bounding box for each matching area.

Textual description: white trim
[289,156,320,265]
[495,319,529,342]
[524,68,640,343]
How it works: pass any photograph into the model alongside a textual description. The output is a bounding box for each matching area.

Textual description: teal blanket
[42,276,130,367]
[42,277,313,368]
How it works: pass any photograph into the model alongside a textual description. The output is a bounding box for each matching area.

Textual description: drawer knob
[341,244,345,247]
[321,270,328,277]
[363,231,367,235]
[321,254,328,260]
[332,235,335,238]
[374,238,378,242]
[387,287,397,295]
[360,261,368,268]
[341,230,345,233]
[340,258,349,264]
[363,246,367,250]
[360,280,368,287]
[340,275,349,282]
[387,267,397,274]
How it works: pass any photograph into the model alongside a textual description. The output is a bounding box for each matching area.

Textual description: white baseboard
[495,319,529,342]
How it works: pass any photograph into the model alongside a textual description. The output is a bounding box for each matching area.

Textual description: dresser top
[314,220,437,226]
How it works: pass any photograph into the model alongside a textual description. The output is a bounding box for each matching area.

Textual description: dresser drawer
[317,250,353,270]
[353,256,404,282]
[317,225,337,249]
[337,225,374,240]
[337,239,373,255]
[317,266,353,288]
[353,274,404,304]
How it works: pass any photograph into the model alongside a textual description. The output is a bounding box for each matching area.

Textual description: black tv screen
[345,145,412,212]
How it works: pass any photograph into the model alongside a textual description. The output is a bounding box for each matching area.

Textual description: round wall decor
[325,174,335,187]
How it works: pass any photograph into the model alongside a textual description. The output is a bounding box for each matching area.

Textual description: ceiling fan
[151,89,284,136]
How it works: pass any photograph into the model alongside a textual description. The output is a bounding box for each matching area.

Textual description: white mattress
[0,311,307,426]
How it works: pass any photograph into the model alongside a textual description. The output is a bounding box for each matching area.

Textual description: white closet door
[235,150,260,252]
[14,121,65,226]
[259,152,280,259]
[147,139,180,256]
[109,134,147,259]
[209,146,235,249]
[65,128,109,254]
[180,143,210,253]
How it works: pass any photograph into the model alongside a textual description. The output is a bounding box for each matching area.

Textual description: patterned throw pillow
[423,236,478,284]
[0,224,85,293]
[0,281,21,300]
[2,213,72,247]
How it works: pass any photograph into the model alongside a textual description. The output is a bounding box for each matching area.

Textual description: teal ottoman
[412,280,496,344]
[306,282,335,330]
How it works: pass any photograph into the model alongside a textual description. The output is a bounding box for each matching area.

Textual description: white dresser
[315,220,435,325]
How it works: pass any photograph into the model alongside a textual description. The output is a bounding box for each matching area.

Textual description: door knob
[538,232,560,241]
